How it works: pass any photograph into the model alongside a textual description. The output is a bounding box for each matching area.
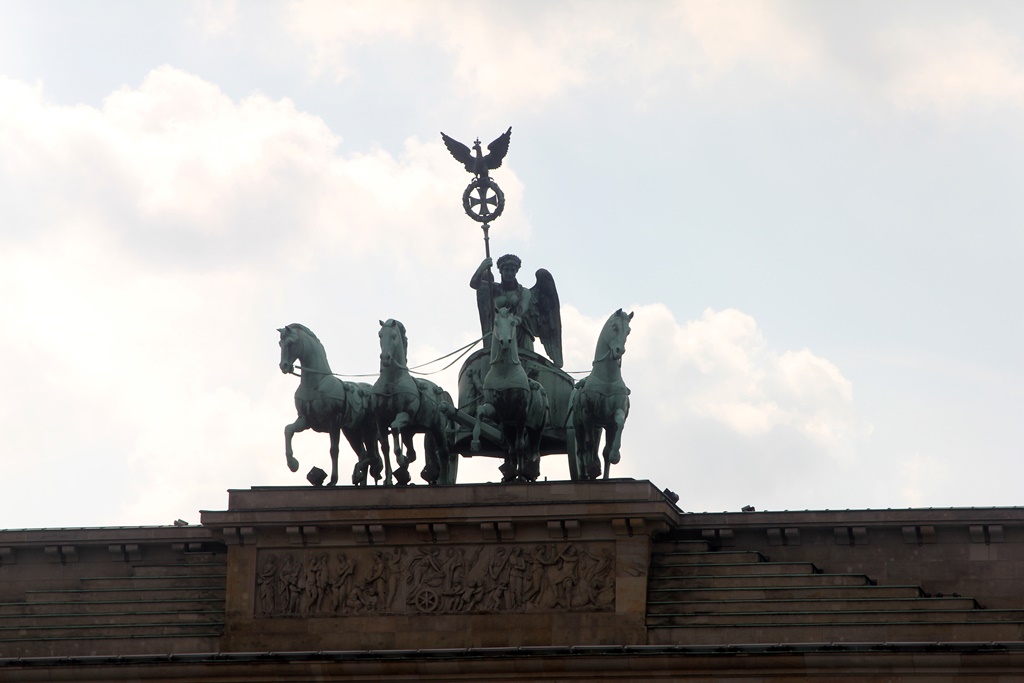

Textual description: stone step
[647,620,1024,645]
[79,574,227,589]
[651,550,768,565]
[0,620,225,640]
[647,573,874,590]
[647,596,980,615]
[130,562,227,577]
[0,632,223,658]
[648,584,923,603]
[0,597,224,616]
[650,562,819,577]
[25,586,226,603]
[650,540,713,554]
[647,607,1024,627]
[0,609,224,629]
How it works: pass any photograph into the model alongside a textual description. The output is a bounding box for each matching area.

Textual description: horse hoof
[287,457,299,473]
[610,451,621,465]
[470,440,481,451]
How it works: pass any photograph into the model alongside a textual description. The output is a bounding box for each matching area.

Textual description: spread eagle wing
[440,132,475,173]
[531,268,563,368]
[483,127,512,171]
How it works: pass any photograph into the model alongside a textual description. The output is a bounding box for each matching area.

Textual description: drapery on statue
[470,254,563,368]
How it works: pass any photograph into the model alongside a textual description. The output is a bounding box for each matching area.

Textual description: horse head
[491,307,521,364]
[597,309,633,362]
[278,323,328,375]
[278,324,306,374]
[378,319,409,369]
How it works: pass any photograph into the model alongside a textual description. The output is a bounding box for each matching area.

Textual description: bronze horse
[570,309,632,479]
[278,324,383,486]
[371,319,456,486]
[471,307,549,482]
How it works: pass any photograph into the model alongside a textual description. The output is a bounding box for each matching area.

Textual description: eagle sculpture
[440,127,512,180]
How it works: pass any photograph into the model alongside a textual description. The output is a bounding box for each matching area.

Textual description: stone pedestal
[200,479,681,651]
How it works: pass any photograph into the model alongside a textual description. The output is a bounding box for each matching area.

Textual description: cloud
[283,0,823,114]
[877,21,1024,114]
[0,67,526,269]
[556,304,869,510]
[607,304,861,447]
[0,67,526,527]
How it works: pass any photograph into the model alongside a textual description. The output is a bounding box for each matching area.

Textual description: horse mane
[286,323,320,343]
[601,309,630,334]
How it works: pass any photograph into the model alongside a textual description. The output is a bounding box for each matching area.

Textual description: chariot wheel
[462,177,505,223]
[415,587,441,613]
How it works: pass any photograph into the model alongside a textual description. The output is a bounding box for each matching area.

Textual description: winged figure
[441,127,512,180]
[469,253,563,368]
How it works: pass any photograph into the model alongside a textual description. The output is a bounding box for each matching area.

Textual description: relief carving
[255,543,614,617]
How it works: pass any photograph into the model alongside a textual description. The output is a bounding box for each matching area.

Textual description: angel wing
[531,268,563,368]
[440,132,475,172]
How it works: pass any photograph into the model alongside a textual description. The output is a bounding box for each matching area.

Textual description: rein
[288,336,484,380]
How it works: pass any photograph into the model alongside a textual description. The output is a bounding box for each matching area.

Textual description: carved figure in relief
[406,547,447,613]
[255,543,615,618]
[367,551,395,609]
[330,552,355,612]
[385,548,405,611]
[456,579,485,611]
[257,553,278,615]
[487,547,512,610]
[550,545,580,608]
[582,547,615,605]
[279,553,303,614]
[508,546,528,609]
[528,544,558,606]
[303,553,329,613]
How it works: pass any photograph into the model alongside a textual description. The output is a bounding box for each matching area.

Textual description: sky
[2,0,1023,529]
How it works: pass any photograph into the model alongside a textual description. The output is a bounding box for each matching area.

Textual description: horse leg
[603,406,628,478]
[328,428,341,486]
[365,431,384,484]
[516,426,531,483]
[401,429,417,466]
[421,431,439,485]
[343,429,367,486]
[391,412,412,466]
[584,425,602,480]
[376,417,394,486]
[284,415,309,473]
[471,403,495,451]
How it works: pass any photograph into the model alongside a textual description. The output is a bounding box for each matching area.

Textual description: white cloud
[620,304,861,449]
[554,304,869,511]
[188,0,239,37]
[878,21,1024,114]
[283,0,823,114]
[0,67,528,526]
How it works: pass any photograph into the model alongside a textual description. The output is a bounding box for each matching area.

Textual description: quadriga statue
[569,309,633,480]
[371,319,457,486]
[278,324,384,486]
